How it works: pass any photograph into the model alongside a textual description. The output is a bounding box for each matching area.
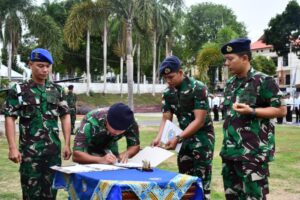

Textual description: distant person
[220,38,286,200]
[151,56,215,200]
[4,48,72,199]
[285,93,293,123]
[72,103,140,164]
[66,85,77,134]
[219,95,225,120]
[295,94,300,124]
[212,93,220,121]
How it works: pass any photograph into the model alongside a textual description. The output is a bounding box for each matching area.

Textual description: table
[53,168,204,200]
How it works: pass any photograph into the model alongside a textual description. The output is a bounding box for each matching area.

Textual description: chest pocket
[179,90,194,112]
[19,92,39,118]
[239,83,257,107]
[46,89,60,117]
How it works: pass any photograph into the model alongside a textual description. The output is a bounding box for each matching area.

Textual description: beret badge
[34,52,40,59]
[164,67,171,74]
[226,46,233,53]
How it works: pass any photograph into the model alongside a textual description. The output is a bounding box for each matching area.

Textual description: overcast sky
[184,0,299,41]
[35,0,298,41]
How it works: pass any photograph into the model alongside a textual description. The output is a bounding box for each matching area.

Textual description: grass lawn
[0,122,300,200]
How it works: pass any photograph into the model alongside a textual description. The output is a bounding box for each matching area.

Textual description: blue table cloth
[53,168,204,200]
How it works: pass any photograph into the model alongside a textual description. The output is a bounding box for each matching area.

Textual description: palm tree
[112,0,166,109]
[2,0,29,81]
[64,0,110,95]
[111,18,126,96]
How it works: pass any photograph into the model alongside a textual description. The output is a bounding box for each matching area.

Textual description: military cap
[30,48,54,64]
[159,56,181,75]
[107,103,134,130]
[221,38,251,54]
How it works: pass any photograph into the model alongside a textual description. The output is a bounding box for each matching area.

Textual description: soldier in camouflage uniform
[4,48,72,200]
[73,103,140,164]
[220,38,287,200]
[152,56,215,200]
[66,85,77,135]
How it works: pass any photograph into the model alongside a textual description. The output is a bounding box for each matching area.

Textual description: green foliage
[182,2,247,58]
[196,42,223,90]
[216,26,239,46]
[251,55,276,75]
[264,0,300,56]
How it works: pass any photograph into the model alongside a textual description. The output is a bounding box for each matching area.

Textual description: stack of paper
[51,164,124,174]
[161,120,183,152]
[115,146,174,168]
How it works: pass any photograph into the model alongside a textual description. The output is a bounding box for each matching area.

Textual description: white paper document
[161,120,183,152]
[115,146,174,168]
[51,164,124,174]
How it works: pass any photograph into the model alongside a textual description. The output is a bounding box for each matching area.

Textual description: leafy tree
[182,2,247,58]
[251,55,276,75]
[264,0,300,56]
[196,42,223,90]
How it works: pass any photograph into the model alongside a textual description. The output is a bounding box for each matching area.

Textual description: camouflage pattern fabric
[73,109,140,156]
[4,79,69,199]
[20,156,61,200]
[66,92,77,134]
[162,76,215,199]
[220,68,284,199]
[222,160,269,200]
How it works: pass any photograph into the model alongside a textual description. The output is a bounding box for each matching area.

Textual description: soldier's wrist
[250,108,256,117]
[176,135,184,143]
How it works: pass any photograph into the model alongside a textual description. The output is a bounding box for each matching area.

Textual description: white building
[251,39,300,93]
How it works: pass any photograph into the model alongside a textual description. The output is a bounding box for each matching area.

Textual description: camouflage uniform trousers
[222,159,269,200]
[70,108,76,135]
[178,140,214,200]
[20,155,61,200]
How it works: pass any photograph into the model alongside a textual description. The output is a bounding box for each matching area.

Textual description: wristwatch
[176,135,184,143]
[251,107,256,117]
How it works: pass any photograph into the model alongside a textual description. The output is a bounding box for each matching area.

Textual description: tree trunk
[137,41,141,95]
[86,30,91,96]
[7,41,12,81]
[103,19,107,94]
[152,31,157,96]
[126,18,134,110]
[120,56,123,97]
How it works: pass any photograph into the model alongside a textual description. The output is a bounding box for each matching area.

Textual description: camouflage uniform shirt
[220,68,284,162]
[73,109,140,156]
[66,92,77,109]
[162,76,214,147]
[4,79,69,159]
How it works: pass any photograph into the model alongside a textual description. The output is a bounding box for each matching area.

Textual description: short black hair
[236,51,252,61]
[68,85,74,90]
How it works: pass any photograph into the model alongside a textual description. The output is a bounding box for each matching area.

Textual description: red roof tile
[251,40,273,50]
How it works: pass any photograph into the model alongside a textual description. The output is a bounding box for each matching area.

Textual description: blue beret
[159,56,181,75]
[221,38,251,54]
[30,48,54,64]
[107,103,134,130]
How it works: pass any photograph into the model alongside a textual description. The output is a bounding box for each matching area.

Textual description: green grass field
[0,122,300,200]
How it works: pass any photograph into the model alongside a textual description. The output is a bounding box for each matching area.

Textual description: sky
[184,0,298,41]
[35,0,296,41]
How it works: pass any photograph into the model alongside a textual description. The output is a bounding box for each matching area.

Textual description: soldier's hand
[151,138,161,147]
[232,103,252,115]
[102,153,117,164]
[8,148,22,163]
[118,152,129,163]
[63,146,72,160]
[165,138,177,150]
